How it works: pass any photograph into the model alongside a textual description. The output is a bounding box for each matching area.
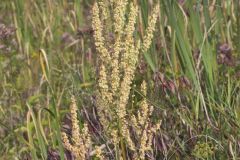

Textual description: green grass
[0,0,240,159]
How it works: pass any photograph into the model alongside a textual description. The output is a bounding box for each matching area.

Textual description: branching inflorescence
[92,0,160,159]
[61,97,92,159]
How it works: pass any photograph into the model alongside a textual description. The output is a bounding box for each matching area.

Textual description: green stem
[120,136,127,160]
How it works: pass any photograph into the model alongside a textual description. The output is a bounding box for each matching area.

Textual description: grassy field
[1,0,240,159]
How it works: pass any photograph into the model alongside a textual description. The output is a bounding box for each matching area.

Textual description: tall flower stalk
[92,0,160,159]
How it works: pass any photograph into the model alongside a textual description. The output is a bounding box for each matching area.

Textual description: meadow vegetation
[1,0,240,159]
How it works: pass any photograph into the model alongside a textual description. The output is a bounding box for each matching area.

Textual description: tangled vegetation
[1,0,240,159]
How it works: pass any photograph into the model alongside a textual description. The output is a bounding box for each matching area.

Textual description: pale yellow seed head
[95,146,104,160]
[92,2,111,64]
[113,0,127,34]
[70,96,81,146]
[61,132,73,152]
[139,128,148,160]
[141,4,160,53]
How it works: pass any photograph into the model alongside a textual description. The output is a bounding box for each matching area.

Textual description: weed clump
[192,141,215,159]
